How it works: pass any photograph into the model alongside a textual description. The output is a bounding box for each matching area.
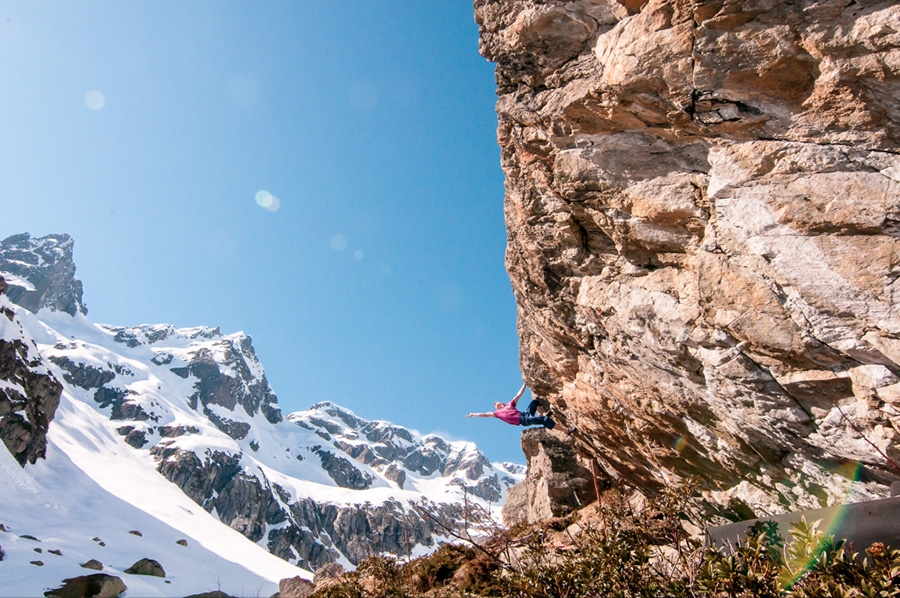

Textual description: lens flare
[255,190,280,211]
[330,235,347,251]
[673,436,688,453]
[84,90,105,110]
[822,459,863,536]
[354,250,364,260]
[780,459,863,590]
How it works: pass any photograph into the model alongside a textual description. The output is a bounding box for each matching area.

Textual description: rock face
[165,328,283,429]
[503,429,597,526]
[0,233,87,316]
[476,0,900,516]
[0,277,63,466]
[279,576,315,598]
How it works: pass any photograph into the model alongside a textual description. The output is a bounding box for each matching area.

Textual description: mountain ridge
[0,232,522,596]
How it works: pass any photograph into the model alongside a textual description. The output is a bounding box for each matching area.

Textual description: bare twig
[411,501,514,571]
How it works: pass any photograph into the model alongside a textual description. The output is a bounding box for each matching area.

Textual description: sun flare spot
[255,190,280,212]
[84,90,105,110]
[330,235,347,251]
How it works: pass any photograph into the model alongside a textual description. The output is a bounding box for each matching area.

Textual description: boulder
[503,429,598,526]
[44,574,126,598]
[278,576,315,598]
[81,559,103,570]
[476,0,900,516]
[124,557,165,577]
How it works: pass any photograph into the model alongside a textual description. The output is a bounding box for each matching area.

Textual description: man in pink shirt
[467,382,573,432]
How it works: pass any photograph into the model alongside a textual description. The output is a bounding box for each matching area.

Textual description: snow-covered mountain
[0,233,523,597]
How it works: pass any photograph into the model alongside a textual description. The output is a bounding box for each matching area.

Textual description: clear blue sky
[0,2,533,463]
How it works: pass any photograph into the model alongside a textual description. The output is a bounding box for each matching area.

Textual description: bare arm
[509,381,527,408]
[466,412,495,418]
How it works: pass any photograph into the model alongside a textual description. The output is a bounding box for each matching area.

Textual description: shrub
[311,485,900,598]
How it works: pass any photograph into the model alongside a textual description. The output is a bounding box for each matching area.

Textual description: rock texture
[0,233,87,316]
[44,573,126,598]
[165,327,283,429]
[477,0,900,516]
[503,429,597,526]
[124,557,165,577]
[278,576,315,598]
[0,277,63,466]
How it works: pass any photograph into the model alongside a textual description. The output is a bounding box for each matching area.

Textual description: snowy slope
[25,309,520,510]
[0,289,304,596]
[0,424,303,597]
[0,233,523,594]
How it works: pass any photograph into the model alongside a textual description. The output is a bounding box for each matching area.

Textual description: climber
[466,381,575,433]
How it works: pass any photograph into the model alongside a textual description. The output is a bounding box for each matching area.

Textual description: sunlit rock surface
[476,0,900,517]
[502,428,597,526]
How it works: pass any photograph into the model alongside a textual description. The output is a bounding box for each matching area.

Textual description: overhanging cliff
[476,0,900,516]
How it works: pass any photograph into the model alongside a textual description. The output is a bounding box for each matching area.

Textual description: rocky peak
[15,276,522,571]
[477,0,900,517]
[287,403,514,499]
[0,233,87,316]
[102,322,284,430]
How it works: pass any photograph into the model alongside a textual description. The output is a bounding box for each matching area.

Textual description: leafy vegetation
[312,485,900,597]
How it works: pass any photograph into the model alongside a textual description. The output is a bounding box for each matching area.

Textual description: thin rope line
[835,404,900,474]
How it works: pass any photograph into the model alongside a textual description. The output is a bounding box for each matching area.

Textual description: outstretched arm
[466,412,495,418]
[509,381,527,408]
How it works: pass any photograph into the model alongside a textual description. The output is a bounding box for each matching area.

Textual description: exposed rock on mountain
[0,277,62,466]
[0,233,87,316]
[164,329,283,428]
[0,233,522,572]
[476,0,900,516]
[142,396,515,570]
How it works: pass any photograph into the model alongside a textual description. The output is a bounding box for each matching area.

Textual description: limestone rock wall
[476,0,900,516]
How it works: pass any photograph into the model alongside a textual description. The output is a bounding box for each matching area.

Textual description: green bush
[311,486,900,598]
[699,517,900,597]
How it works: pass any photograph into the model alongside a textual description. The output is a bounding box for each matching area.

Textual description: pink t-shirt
[493,399,520,426]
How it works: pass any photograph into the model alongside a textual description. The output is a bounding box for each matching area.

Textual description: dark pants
[519,400,555,429]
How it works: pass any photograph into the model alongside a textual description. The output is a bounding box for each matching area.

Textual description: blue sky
[0,2,534,463]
